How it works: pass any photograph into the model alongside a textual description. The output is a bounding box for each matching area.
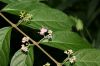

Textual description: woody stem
[0,12,61,66]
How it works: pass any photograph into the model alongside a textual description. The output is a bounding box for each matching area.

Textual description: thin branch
[16,20,23,26]
[0,12,61,66]
[37,35,48,44]
[85,27,92,41]
[62,54,70,65]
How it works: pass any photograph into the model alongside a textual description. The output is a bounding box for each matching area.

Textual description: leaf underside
[0,27,12,66]
[64,49,100,66]
[10,47,34,66]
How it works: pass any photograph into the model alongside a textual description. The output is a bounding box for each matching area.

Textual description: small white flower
[21,44,28,52]
[43,62,50,66]
[48,34,53,39]
[23,13,33,21]
[48,30,53,34]
[39,28,48,35]
[19,11,32,22]
[22,37,30,43]
[68,49,73,54]
[44,34,53,41]
[19,11,26,19]
[64,49,73,55]
[69,56,76,63]
[44,30,53,40]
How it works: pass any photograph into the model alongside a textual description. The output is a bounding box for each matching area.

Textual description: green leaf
[10,47,34,66]
[22,18,74,31]
[64,49,100,66]
[21,6,74,31]
[2,1,75,31]
[76,19,83,31]
[21,3,74,31]
[2,1,50,15]
[70,16,83,31]
[0,0,42,4]
[0,0,18,4]
[0,27,12,66]
[41,31,91,51]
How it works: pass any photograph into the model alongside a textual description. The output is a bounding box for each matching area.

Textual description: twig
[62,54,70,65]
[85,27,92,41]
[0,12,61,66]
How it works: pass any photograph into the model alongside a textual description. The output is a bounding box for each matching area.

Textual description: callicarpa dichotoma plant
[0,0,100,66]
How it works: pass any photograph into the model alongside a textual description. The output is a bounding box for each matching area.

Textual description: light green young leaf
[10,47,34,66]
[64,49,100,66]
[0,27,12,66]
[41,31,91,51]
[70,16,83,31]
[76,19,83,31]
[2,1,75,31]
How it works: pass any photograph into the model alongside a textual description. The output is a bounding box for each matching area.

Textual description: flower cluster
[64,49,76,64]
[45,30,53,41]
[22,36,30,43]
[19,11,26,19]
[23,13,32,21]
[64,49,73,55]
[21,37,30,52]
[69,56,76,63]
[43,62,50,66]
[21,44,28,52]
[39,27,48,35]
[38,27,53,41]
[19,11,32,22]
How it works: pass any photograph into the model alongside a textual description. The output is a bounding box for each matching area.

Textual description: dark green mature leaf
[64,49,100,66]
[41,31,91,51]
[2,1,51,15]
[22,19,74,31]
[21,5,74,31]
[0,0,42,4]
[2,1,43,14]
[2,1,75,31]
[0,0,18,4]
[0,27,12,66]
[10,47,34,66]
